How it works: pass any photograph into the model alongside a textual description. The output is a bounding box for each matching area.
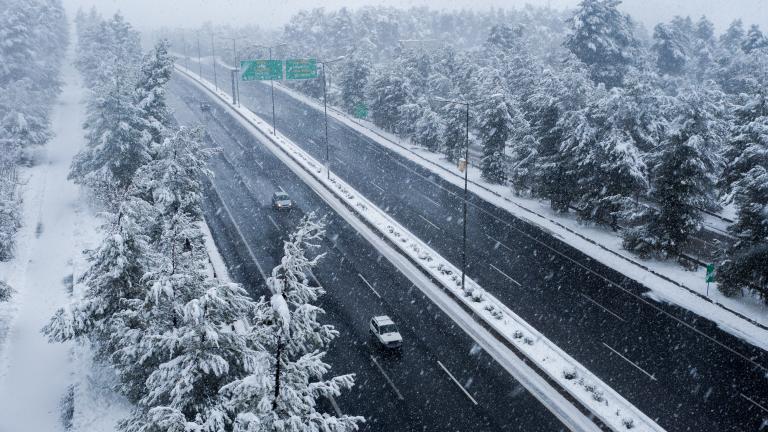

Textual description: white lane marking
[267,215,279,229]
[741,393,768,414]
[358,273,381,298]
[437,360,479,406]
[418,214,442,231]
[207,182,268,281]
[370,355,404,400]
[602,343,657,382]
[371,182,385,193]
[328,395,343,416]
[419,192,441,208]
[253,159,264,169]
[580,293,626,322]
[334,156,347,166]
[486,234,515,253]
[489,264,521,286]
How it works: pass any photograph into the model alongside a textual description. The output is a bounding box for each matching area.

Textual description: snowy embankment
[268,73,768,349]
[176,64,664,432]
[0,58,130,431]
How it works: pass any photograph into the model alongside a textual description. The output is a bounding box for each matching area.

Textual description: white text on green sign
[241,60,282,81]
[286,59,318,80]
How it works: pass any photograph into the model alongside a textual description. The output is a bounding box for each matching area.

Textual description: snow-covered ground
[0,54,132,431]
[176,64,665,432]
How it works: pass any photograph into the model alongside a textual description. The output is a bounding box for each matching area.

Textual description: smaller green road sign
[353,102,368,119]
[241,60,282,81]
[705,263,715,283]
[286,59,318,80]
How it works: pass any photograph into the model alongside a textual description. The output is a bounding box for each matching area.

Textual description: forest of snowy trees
[174,0,768,302]
[45,10,362,431]
[0,0,68,266]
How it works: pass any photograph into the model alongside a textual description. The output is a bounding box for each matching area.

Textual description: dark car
[200,101,212,112]
[271,191,293,210]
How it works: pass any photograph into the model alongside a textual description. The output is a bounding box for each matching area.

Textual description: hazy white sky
[62,0,768,34]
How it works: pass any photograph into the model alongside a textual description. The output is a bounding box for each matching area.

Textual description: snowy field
[0,55,132,432]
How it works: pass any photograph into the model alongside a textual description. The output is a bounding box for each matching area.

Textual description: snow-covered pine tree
[413,102,444,153]
[117,215,264,430]
[220,214,363,432]
[564,0,638,88]
[507,134,538,195]
[717,165,768,301]
[439,101,468,163]
[478,92,515,184]
[0,279,12,302]
[43,193,156,362]
[134,39,174,146]
[368,69,411,133]
[652,22,690,76]
[528,60,593,211]
[719,19,746,54]
[623,86,725,259]
[559,87,648,227]
[339,54,372,114]
[69,68,151,196]
[692,16,716,81]
[132,126,216,221]
[741,24,768,54]
[720,91,768,200]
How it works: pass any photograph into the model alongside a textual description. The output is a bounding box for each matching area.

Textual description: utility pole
[319,56,345,180]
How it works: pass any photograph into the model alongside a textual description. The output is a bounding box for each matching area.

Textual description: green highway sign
[353,102,368,119]
[241,60,282,81]
[286,59,318,80]
[705,263,715,283]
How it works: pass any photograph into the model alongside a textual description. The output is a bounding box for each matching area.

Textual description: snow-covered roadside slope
[0,59,87,430]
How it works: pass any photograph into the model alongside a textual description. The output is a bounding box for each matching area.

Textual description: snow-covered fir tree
[368,70,411,133]
[741,24,768,54]
[69,70,151,196]
[0,279,12,302]
[221,215,363,432]
[559,87,648,227]
[720,91,768,199]
[134,40,174,146]
[564,0,638,88]
[478,92,515,184]
[439,101,469,163]
[339,54,372,114]
[623,86,725,259]
[652,22,690,76]
[717,166,768,301]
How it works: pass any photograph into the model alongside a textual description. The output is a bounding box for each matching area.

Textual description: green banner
[241,60,282,81]
[286,59,318,80]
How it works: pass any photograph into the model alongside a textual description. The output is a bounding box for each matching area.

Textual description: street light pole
[210,32,218,91]
[322,62,329,179]
[269,46,276,135]
[196,36,202,79]
[433,96,483,294]
[462,102,469,292]
[318,56,345,180]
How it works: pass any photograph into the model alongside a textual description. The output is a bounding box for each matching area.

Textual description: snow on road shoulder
[266,75,768,350]
[176,64,664,432]
[0,60,84,431]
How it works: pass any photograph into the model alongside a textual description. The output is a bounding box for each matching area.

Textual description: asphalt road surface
[169,77,571,432]
[176,61,768,432]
